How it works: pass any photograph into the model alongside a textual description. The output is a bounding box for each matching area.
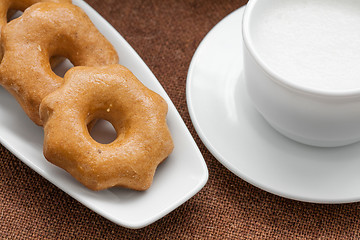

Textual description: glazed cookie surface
[0,0,72,59]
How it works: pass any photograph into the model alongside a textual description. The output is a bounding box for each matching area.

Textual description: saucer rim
[186,6,360,204]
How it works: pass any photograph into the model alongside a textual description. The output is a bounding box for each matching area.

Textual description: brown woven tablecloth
[2,0,360,239]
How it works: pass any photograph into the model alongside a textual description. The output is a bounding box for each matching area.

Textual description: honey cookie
[39,65,174,191]
[0,2,119,125]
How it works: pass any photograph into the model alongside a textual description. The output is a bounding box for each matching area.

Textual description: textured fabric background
[1,0,360,239]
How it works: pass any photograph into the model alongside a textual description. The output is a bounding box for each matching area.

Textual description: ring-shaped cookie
[39,65,174,191]
[0,0,71,59]
[0,2,119,125]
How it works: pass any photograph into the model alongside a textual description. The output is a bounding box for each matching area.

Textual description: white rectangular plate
[0,0,208,229]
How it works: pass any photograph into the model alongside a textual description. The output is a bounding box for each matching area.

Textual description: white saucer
[186,6,360,204]
[0,0,208,229]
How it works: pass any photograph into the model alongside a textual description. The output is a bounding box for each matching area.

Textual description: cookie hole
[51,57,74,78]
[7,10,23,22]
[89,119,117,144]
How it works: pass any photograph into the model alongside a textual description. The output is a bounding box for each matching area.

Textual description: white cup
[242,0,360,147]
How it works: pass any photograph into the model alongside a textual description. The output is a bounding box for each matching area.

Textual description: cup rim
[242,0,360,98]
